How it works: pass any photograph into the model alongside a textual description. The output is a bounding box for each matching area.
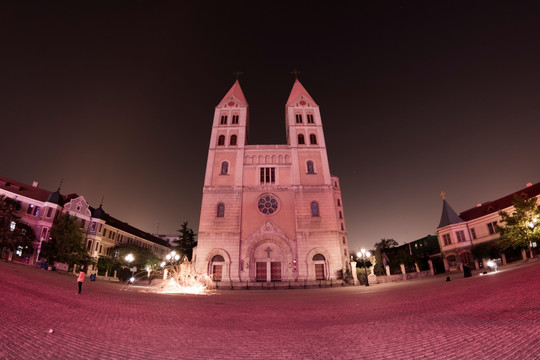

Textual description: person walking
[77,266,86,294]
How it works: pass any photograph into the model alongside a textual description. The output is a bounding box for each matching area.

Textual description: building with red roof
[0,175,169,268]
[436,182,540,271]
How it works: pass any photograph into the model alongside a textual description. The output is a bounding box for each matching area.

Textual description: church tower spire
[285,79,331,185]
[203,80,249,188]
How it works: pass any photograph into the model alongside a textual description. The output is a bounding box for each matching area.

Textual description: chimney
[32,181,39,188]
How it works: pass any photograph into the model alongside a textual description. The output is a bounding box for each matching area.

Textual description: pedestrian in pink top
[77,266,86,294]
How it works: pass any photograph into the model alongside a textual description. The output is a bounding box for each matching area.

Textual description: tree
[172,221,197,260]
[0,195,35,258]
[497,195,540,251]
[372,238,398,275]
[42,213,90,265]
[114,244,161,270]
[471,242,499,260]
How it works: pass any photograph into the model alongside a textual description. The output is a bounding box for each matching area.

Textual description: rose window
[257,194,279,215]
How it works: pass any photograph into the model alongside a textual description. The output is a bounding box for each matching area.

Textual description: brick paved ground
[0,260,539,359]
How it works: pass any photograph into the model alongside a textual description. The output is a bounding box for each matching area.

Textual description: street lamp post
[162,251,181,281]
[125,253,135,283]
[166,250,180,264]
[527,217,537,258]
[356,249,371,286]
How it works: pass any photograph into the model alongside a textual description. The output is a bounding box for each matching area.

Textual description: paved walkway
[1,260,539,359]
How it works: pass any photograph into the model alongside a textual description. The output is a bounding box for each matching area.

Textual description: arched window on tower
[337,199,341,206]
[217,203,225,218]
[218,135,225,146]
[298,134,305,145]
[306,160,315,174]
[220,161,229,175]
[339,211,343,219]
[220,115,228,125]
[230,134,237,146]
[295,114,303,123]
[311,201,319,217]
[310,134,317,144]
[307,114,314,123]
[232,114,239,124]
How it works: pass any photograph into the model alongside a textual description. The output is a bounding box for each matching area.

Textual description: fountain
[121,254,215,295]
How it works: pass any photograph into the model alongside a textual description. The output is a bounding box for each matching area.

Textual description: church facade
[193,80,350,283]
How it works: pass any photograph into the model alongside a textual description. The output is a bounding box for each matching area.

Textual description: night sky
[2,1,540,251]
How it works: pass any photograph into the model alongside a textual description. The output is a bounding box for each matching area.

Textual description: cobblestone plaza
[1,260,539,359]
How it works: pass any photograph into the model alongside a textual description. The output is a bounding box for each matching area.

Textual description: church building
[193,79,350,283]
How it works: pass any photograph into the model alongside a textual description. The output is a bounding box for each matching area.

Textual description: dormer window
[295,114,303,124]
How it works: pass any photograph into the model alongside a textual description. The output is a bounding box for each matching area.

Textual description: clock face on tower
[257,193,279,215]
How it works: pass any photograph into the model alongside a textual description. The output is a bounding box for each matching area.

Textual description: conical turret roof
[286,79,317,106]
[47,189,65,206]
[437,199,465,228]
[218,80,248,107]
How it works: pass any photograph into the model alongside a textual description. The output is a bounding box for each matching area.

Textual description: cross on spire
[233,70,244,80]
[291,69,301,80]
[440,191,446,200]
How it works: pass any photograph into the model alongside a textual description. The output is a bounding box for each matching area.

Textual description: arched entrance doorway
[211,255,225,281]
[313,253,326,280]
[254,243,283,282]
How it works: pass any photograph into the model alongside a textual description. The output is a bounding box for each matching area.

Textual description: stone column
[367,266,377,285]
[350,261,358,285]
[400,263,406,280]
[385,265,391,277]
[428,259,434,276]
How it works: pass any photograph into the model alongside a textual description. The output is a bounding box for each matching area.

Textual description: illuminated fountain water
[119,252,215,295]
[152,257,215,295]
